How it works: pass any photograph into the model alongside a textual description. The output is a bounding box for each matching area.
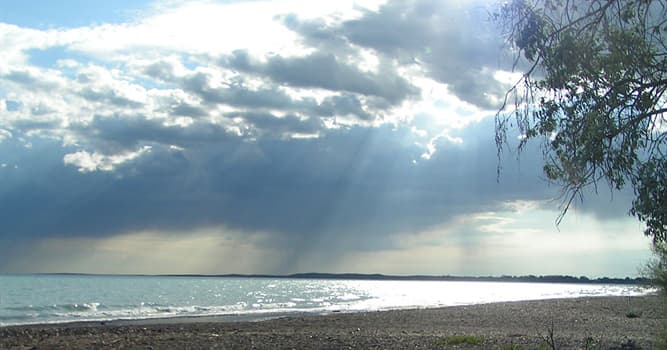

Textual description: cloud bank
[0,0,650,275]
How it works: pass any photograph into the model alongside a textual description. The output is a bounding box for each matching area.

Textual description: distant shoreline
[21,272,649,285]
[1,295,663,349]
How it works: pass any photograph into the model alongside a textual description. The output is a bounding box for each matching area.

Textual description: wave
[0,296,355,327]
[0,302,344,327]
[0,277,656,327]
[6,303,99,312]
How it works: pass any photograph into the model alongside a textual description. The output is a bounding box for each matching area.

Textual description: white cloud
[0,1,382,70]
[63,146,152,172]
[0,129,12,142]
[51,1,386,59]
[0,24,60,66]
[0,0,492,161]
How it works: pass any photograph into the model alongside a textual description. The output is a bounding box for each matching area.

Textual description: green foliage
[498,345,524,350]
[646,242,667,350]
[583,336,602,350]
[436,335,483,346]
[646,241,667,293]
[659,328,667,350]
[494,0,667,242]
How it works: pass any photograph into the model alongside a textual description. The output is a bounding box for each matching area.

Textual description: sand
[1,295,664,349]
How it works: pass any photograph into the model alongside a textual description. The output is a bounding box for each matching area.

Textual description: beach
[0,295,664,349]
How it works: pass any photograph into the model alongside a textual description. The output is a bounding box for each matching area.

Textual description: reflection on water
[0,275,653,326]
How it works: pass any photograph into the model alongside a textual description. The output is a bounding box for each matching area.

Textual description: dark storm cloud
[168,102,207,118]
[547,181,637,222]
[72,111,321,156]
[11,119,60,133]
[228,111,323,137]
[181,71,299,110]
[284,0,510,109]
[144,61,296,110]
[0,118,553,245]
[223,50,418,105]
[142,59,378,121]
[71,114,235,153]
[0,0,640,267]
[141,61,306,111]
[0,114,637,266]
[315,94,373,120]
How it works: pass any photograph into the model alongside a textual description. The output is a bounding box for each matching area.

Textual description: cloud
[0,229,285,275]
[0,0,649,275]
[228,111,323,138]
[0,118,546,241]
[73,64,149,107]
[0,106,637,260]
[0,129,12,142]
[3,68,65,91]
[284,0,511,109]
[69,112,242,153]
[63,146,152,173]
[1,204,650,276]
[223,50,418,105]
[141,58,379,122]
[315,93,374,120]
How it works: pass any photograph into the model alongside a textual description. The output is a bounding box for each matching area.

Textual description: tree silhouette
[494,0,667,242]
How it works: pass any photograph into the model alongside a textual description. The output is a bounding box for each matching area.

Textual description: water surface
[0,274,651,326]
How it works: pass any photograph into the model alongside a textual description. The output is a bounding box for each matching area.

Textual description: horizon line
[2,272,649,284]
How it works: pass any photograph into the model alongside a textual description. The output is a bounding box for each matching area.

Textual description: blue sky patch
[27,46,91,68]
[5,100,22,112]
[0,0,151,29]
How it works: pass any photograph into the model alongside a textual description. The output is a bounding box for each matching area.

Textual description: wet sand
[1,295,664,349]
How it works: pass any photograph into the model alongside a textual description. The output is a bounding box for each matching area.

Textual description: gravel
[1,295,664,349]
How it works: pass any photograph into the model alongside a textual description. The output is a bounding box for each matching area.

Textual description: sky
[0,0,653,277]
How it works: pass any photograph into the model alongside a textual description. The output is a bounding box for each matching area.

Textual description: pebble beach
[1,295,664,349]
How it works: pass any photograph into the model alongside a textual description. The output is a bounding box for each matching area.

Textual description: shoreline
[1,295,664,349]
[1,290,656,329]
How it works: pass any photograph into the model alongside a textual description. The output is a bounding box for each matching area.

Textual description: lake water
[0,274,652,326]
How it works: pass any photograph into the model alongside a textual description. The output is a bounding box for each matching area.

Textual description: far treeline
[185,273,649,285]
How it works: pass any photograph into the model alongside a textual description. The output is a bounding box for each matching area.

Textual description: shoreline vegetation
[25,272,649,285]
[1,295,664,349]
